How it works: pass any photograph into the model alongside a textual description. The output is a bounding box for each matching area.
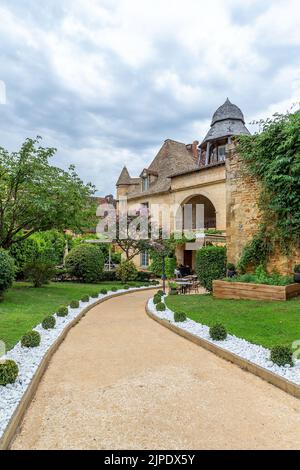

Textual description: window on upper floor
[142,176,149,191]
[218,145,226,161]
[140,251,149,267]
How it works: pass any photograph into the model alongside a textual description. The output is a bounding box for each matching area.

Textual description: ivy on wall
[236,110,300,271]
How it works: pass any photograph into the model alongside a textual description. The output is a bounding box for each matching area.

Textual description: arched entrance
[175,194,217,272]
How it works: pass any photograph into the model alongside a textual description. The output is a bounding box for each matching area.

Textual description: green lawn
[0,281,145,351]
[165,294,300,349]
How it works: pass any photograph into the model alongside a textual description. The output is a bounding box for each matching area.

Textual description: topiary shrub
[196,246,226,292]
[165,257,177,279]
[0,249,15,299]
[174,311,187,323]
[65,244,104,283]
[270,345,294,367]
[100,288,108,295]
[24,259,55,288]
[123,284,130,290]
[42,315,56,330]
[111,287,118,292]
[21,330,41,348]
[116,260,138,283]
[91,292,99,298]
[70,300,79,309]
[156,302,166,312]
[57,306,68,317]
[81,295,90,303]
[153,293,162,304]
[157,290,164,296]
[209,323,227,341]
[0,360,19,386]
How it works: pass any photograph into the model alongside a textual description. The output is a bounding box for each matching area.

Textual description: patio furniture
[175,281,193,295]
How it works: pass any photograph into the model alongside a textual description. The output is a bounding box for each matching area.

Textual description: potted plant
[226,262,236,278]
[168,281,178,295]
[294,265,300,283]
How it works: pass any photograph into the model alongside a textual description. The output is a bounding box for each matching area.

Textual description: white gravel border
[148,295,300,386]
[0,285,155,439]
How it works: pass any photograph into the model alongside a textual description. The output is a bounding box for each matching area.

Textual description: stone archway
[175,194,217,232]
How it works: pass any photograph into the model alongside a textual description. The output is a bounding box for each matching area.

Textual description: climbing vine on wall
[236,110,300,270]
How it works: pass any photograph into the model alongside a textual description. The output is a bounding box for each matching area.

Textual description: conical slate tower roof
[202,98,250,144]
[116,166,131,185]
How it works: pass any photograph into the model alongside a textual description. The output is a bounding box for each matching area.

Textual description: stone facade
[226,145,300,275]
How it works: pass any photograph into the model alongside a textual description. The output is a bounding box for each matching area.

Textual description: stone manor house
[115,99,294,274]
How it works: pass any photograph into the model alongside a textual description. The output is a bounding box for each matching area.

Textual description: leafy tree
[237,110,300,269]
[0,137,96,249]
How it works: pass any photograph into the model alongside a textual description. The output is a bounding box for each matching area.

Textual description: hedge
[196,246,226,292]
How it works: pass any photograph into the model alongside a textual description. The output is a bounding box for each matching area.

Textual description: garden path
[12,290,300,450]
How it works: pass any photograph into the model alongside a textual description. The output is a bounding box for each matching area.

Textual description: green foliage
[91,292,99,298]
[100,288,108,295]
[165,257,177,279]
[226,263,236,271]
[24,259,56,288]
[81,295,90,302]
[149,252,163,276]
[270,345,294,367]
[153,293,162,304]
[237,111,300,268]
[238,227,273,273]
[174,311,187,322]
[116,260,138,283]
[57,306,68,317]
[196,246,226,292]
[70,300,79,308]
[123,284,130,290]
[294,265,300,273]
[111,287,118,292]
[157,290,164,296]
[0,249,15,297]
[209,323,227,341]
[21,330,41,348]
[102,271,117,282]
[225,265,293,286]
[0,137,96,250]
[0,360,19,386]
[205,229,224,235]
[156,302,166,312]
[65,244,104,283]
[136,271,152,282]
[42,315,56,330]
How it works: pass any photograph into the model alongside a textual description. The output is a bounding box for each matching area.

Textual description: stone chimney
[192,140,199,160]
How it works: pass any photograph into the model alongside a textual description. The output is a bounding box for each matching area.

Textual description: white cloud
[0,0,300,194]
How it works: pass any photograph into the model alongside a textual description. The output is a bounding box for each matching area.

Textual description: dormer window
[218,145,226,161]
[141,170,149,191]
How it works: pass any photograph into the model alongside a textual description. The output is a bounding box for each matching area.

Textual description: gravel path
[12,290,300,450]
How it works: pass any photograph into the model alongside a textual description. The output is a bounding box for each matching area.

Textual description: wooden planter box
[213,280,300,301]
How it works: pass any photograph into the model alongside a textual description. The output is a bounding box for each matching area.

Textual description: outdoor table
[175,281,193,294]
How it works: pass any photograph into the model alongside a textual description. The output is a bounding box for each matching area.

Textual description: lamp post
[149,241,167,295]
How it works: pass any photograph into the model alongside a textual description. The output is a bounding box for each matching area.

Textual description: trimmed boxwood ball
[57,306,68,317]
[111,287,118,292]
[270,345,294,367]
[21,330,41,348]
[209,323,227,341]
[81,295,90,303]
[174,311,187,323]
[100,288,108,295]
[70,300,79,309]
[156,302,166,312]
[91,292,99,298]
[153,293,162,305]
[157,290,164,296]
[42,315,56,330]
[123,285,130,290]
[0,360,19,386]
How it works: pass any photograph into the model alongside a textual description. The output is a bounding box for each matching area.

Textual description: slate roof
[202,98,250,144]
[125,139,198,199]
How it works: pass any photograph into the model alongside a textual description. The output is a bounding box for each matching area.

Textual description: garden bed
[148,295,300,397]
[213,280,300,301]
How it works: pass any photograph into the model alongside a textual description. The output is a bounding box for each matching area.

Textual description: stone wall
[226,144,300,275]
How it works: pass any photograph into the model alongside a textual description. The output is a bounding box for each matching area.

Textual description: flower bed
[0,285,156,445]
[213,280,300,301]
[147,296,300,388]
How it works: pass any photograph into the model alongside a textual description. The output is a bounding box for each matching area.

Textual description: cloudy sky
[0,0,300,195]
